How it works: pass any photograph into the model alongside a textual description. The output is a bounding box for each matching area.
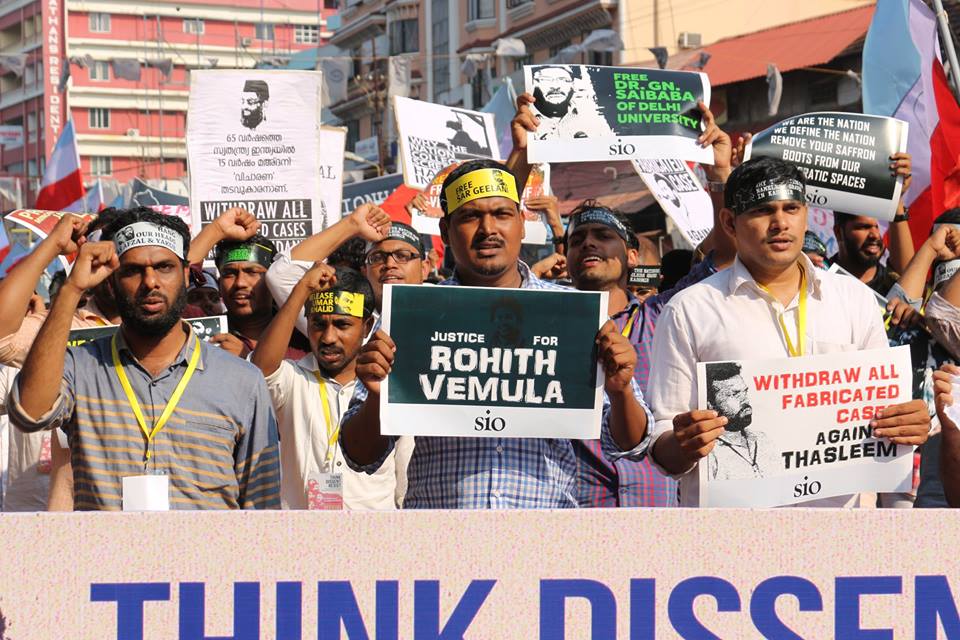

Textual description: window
[24,65,34,86]
[36,62,43,83]
[324,0,338,8]
[590,50,613,66]
[513,54,532,71]
[506,0,531,8]
[467,0,494,21]
[255,23,274,40]
[90,156,112,176]
[432,0,449,99]
[89,108,110,129]
[345,119,360,151]
[295,24,319,44]
[810,79,838,107]
[89,12,110,33]
[389,19,418,55]
[183,19,204,35]
[549,40,571,57]
[90,60,110,81]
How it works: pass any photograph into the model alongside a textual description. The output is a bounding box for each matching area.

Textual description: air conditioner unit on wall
[126,128,139,137]
[241,37,253,47]
[678,32,702,49]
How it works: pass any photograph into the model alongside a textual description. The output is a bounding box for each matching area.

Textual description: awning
[699,6,874,87]
[628,6,875,87]
[550,161,653,214]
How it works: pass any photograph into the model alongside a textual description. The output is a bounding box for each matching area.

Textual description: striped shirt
[6,324,280,510]
[342,262,653,509]
[574,257,716,508]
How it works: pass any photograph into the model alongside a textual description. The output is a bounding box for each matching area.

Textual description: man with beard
[829,152,915,297]
[531,65,609,140]
[240,79,269,130]
[7,210,280,510]
[647,157,929,507]
[252,264,411,509]
[704,362,778,480]
[652,173,693,230]
[340,159,653,508]
[266,204,420,335]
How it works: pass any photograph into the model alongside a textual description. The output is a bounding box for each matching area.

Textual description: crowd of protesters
[1,90,957,512]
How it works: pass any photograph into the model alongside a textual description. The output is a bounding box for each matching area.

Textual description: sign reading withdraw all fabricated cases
[380,285,606,439]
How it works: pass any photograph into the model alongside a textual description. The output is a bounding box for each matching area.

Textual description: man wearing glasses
[530,65,609,141]
[265,204,425,336]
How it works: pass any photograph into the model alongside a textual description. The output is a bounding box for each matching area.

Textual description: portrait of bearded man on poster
[530,65,611,141]
[241,79,270,130]
[704,361,780,481]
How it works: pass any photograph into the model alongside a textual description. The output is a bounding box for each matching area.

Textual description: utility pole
[933,0,960,99]
[653,0,659,47]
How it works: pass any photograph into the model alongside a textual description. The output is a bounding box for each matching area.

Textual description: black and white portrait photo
[529,65,611,141]
[241,79,270,130]
[651,173,693,230]
[704,362,780,481]
[445,110,493,157]
[490,296,524,349]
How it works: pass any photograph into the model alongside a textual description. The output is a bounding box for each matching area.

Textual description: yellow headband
[305,291,365,318]
[443,168,520,215]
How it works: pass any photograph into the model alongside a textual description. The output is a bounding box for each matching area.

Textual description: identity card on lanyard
[113,332,201,511]
[306,371,344,510]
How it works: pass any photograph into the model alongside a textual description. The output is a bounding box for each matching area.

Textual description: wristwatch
[551,236,565,245]
[893,208,909,223]
[707,180,725,193]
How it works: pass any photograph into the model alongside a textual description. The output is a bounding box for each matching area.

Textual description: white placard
[633,159,713,246]
[187,69,324,253]
[696,346,914,507]
[122,475,170,511]
[394,96,500,190]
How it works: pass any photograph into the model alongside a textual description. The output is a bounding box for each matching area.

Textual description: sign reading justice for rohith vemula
[524,65,712,165]
[696,346,913,508]
[380,285,607,439]
[745,112,909,221]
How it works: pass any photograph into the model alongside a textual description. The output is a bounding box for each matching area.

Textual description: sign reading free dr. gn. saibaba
[380,285,607,438]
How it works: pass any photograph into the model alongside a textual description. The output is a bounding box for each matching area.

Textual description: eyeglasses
[365,249,419,266]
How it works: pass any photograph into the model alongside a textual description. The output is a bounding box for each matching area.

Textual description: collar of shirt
[442,261,568,290]
[610,291,640,321]
[294,352,358,392]
[727,253,824,303]
[79,298,111,324]
[114,322,206,372]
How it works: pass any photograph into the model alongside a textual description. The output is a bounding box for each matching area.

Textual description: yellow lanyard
[759,266,807,358]
[620,306,639,338]
[111,333,201,461]
[312,370,340,466]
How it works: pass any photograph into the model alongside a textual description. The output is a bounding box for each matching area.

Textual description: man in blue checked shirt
[340,159,654,509]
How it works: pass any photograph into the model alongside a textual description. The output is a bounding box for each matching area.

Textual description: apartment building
[0,0,335,197]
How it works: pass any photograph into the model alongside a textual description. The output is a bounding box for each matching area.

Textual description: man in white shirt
[251,263,411,510]
[646,156,930,507]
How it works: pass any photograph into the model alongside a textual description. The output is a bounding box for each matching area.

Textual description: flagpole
[933,0,960,98]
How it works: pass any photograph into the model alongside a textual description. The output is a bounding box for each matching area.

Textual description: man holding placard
[341,159,652,509]
[647,157,929,508]
[7,209,280,510]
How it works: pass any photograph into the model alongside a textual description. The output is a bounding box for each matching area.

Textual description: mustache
[137,291,167,305]
[471,235,505,250]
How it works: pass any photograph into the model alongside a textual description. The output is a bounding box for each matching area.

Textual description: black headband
[365,223,424,256]
[565,208,632,245]
[730,178,805,214]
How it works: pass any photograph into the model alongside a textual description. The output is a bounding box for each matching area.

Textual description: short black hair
[935,208,960,226]
[833,212,856,226]
[705,361,743,407]
[439,159,519,216]
[724,157,807,214]
[328,237,368,271]
[660,249,694,290]
[101,207,191,264]
[88,207,128,234]
[329,266,376,318]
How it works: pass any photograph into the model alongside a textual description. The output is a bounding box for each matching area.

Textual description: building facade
[0,0,335,200]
